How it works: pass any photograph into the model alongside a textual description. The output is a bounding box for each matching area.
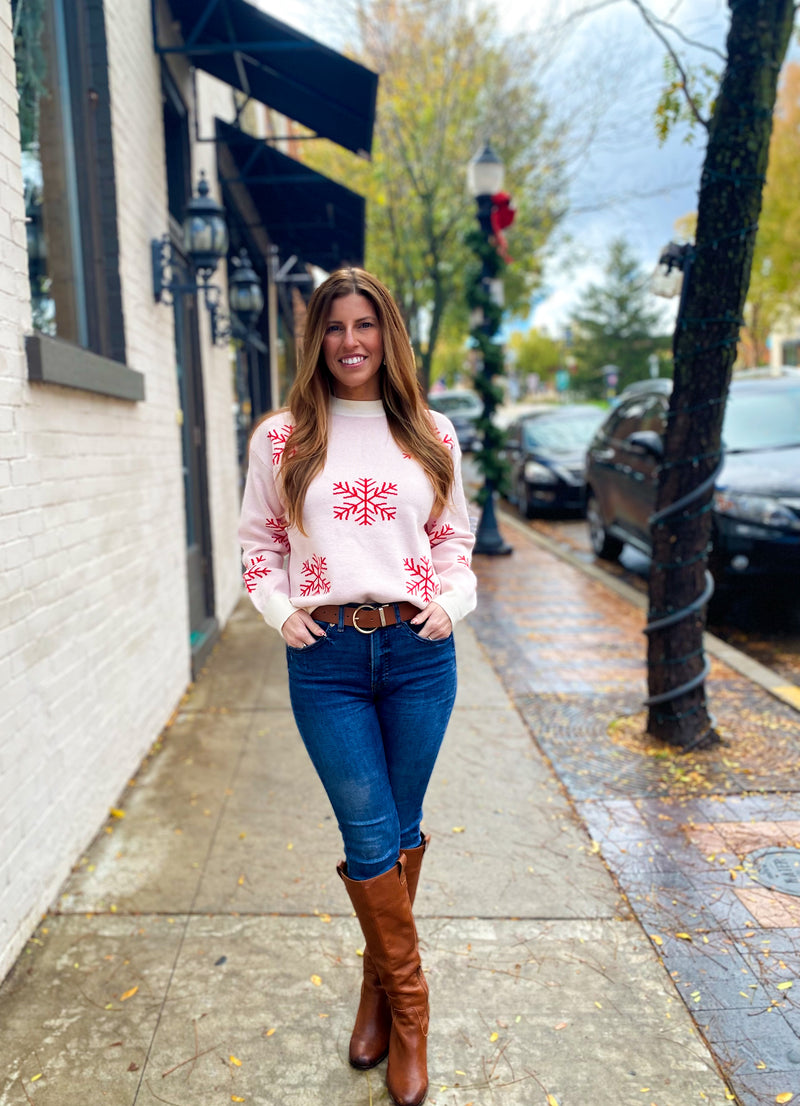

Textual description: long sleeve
[424,418,477,625]
[238,425,298,632]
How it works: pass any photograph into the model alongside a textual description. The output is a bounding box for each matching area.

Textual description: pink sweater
[238,398,477,632]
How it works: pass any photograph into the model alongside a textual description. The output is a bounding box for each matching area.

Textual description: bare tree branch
[628,0,712,130]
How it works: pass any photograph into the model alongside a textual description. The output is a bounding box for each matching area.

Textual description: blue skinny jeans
[286,605,457,881]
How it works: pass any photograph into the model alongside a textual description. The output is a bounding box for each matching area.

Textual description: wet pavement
[470,512,800,1104]
[526,514,800,689]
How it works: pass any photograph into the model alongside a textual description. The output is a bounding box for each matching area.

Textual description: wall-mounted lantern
[151,171,229,341]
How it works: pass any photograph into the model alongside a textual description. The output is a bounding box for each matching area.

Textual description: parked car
[427,389,483,452]
[504,404,607,517]
[584,372,800,581]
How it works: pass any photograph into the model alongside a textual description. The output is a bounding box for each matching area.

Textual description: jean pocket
[399,620,454,645]
[285,632,329,656]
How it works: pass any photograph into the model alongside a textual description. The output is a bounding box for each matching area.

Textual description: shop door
[172,250,216,657]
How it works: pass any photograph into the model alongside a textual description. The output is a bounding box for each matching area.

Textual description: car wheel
[517,476,536,519]
[587,491,623,561]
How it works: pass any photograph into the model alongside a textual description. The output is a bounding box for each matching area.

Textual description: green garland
[465,225,510,503]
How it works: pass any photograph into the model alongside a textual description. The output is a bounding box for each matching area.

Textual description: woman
[238,268,476,1106]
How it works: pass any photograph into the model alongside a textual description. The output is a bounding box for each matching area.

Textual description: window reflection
[14,0,87,344]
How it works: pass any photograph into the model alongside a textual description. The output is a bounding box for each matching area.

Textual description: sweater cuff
[435,588,477,627]
[261,593,302,634]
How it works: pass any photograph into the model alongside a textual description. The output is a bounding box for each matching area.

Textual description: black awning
[156,0,377,158]
[217,119,365,272]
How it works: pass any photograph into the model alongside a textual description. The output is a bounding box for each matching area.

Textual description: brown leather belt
[311,602,419,634]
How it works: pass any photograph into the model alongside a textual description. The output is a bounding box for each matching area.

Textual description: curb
[497,506,800,717]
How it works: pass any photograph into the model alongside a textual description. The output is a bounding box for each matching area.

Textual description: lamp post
[467,143,512,556]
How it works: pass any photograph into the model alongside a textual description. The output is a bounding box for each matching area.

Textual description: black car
[427,389,483,452]
[585,372,800,581]
[505,404,607,517]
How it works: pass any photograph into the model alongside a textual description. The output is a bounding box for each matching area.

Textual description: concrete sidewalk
[0,525,765,1105]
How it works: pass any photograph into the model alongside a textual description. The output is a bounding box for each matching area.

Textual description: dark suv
[585,372,800,581]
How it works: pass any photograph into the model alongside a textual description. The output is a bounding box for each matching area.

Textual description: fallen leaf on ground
[119,987,138,1002]
[310,975,322,986]
[452,826,465,833]
[776,1094,793,1104]
[229,1056,242,1067]
[110,809,125,819]
[265,1028,276,1037]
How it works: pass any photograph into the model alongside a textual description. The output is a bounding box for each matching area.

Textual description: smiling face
[322,293,384,401]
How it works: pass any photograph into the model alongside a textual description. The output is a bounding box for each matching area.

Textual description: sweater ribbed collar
[330,397,385,418]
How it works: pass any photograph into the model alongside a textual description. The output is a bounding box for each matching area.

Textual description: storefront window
[13,0,126,364]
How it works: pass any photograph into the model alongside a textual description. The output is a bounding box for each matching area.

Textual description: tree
[567,238,672,397]
[743,61,800,363]
[507,327,564,388]
[307,0,564,391]
[645,0,796,749]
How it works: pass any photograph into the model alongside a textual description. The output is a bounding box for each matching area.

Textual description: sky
[253,0,795,338]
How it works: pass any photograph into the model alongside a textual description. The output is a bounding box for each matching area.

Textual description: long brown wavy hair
[280,268,455,532]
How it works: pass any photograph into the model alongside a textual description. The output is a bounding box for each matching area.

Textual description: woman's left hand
[410,602,452,640]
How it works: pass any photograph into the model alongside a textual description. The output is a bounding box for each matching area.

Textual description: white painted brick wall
[0,0,247,981]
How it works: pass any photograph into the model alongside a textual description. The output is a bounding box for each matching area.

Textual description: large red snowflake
[299,554,331,596]
[426,521,454,546]
[457,553,471,567]
[333,478,397,526]
[268,423,294,465]
[243,555,271,594]
[403,556,440,603]
[265,516,289,551]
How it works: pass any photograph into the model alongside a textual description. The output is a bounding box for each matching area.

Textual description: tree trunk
[646,0,795,749]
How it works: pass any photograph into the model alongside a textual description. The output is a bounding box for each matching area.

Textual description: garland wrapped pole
[645,0,795,749]
[466,144,514,556]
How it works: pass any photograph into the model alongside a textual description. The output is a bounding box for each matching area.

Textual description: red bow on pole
[490,192,515,263]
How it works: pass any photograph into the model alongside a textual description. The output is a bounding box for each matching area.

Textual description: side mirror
[626,429,663,458]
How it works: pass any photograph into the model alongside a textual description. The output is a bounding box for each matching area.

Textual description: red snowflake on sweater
[333,478,397,525]
[268,423,294,465]
[243,556,271,594]
[299,554,331,596]
[437,430,455,450]
[426,521,454,546]
[403,556,440,603]
[265,516,289,551]
[457,553,471,567]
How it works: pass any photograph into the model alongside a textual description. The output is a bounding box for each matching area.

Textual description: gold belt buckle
[352,603,386,634]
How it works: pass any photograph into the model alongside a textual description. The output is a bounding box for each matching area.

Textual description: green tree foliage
[507,327,564,387]
[567,238,672,396]
[307,0,565,390]
[744,61,800,362]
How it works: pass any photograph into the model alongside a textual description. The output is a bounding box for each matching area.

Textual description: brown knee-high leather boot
[346,836,430,1070]
[338,857,429,1106]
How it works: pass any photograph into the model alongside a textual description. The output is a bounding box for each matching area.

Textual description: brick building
[0,0,375,980]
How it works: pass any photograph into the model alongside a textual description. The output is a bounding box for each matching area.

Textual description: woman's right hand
[281,610,327,648]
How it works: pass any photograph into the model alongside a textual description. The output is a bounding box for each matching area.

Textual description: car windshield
[523,411,605,451]
[429,393,480,415]
[723,387,800,451]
